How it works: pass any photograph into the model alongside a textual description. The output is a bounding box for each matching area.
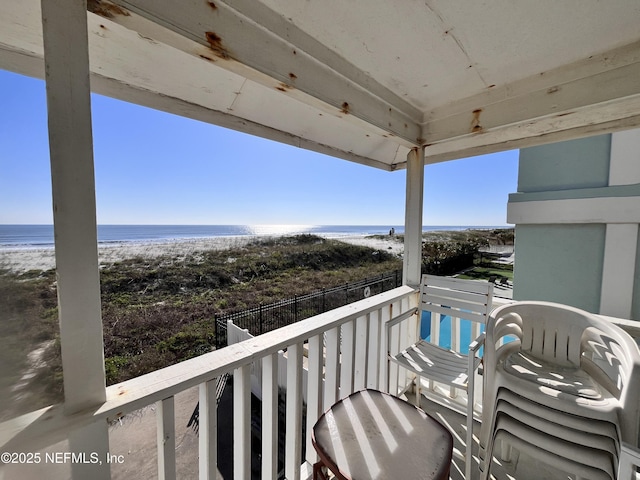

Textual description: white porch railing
[3,287,637,480]
[0,285,418,480]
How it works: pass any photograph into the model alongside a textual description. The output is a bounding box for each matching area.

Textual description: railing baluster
[324,327,340,410]
[431,311,441,346]
[379,306,391,393]
[397,300,412,393]
[450,315,460,397]
[388,304,401,395]
[199,380,217,480]
[306,335,324,465]
[340,320,355,397]
[354,314,369,391]
[262,353,278,480]
[451,316,460,352]
[285,343,303,480]
[428,311,441,393]
[4,286,419,480]
[472,320,482,347]
[157,396,176,480]
[404,294,421,397]
[367,310,381,390]
[234,364,251,480]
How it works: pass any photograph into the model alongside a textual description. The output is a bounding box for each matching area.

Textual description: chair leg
[313,461,328,480]
[465,381,475,480]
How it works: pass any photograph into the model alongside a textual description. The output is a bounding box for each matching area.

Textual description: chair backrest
[420,274,493,349]
[488,301,639,372]
[420,274,494,324]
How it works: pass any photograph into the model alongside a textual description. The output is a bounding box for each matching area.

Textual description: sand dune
[0,235,404,273]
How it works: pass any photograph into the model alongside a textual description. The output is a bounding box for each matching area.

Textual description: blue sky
[0,69,518,226]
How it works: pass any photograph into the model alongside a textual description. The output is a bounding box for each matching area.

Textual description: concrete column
[403,147,424,287]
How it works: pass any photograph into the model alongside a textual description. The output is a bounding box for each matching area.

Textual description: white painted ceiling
[2,0,640,170]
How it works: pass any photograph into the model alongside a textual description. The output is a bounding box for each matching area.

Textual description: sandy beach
[0,234,405,274]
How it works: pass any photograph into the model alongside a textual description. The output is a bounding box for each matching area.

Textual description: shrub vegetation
[0,229,512,418]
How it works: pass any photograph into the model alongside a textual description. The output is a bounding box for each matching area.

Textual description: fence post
[322,288,326,313]
[214,315,219,349]
[294,295,298,322]
[259,303,263,334]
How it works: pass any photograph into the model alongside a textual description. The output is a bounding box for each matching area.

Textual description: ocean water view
[0,224,506,249]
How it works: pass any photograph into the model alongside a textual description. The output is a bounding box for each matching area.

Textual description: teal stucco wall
[513,224,606,312]
[512,135,612,313]
[518,135,611,192]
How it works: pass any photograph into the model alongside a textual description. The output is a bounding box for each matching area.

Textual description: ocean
[0,224,505,249]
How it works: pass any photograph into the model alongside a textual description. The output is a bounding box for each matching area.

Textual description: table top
[312,389,453,480]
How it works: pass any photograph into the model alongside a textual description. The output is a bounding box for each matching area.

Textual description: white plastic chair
[479,400,620,479]
[481,301,640,480]
[490,425,614,480]
[386,274,493,480]
[483,388,621,456]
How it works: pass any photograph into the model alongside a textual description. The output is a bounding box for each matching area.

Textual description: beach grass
[0,235,402,418]
[0,228,513,419]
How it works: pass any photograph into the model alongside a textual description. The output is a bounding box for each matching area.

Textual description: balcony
[2,286,637,479]
[3,1,640,478]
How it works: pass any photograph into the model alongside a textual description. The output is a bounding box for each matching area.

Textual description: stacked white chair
[480,301,640,480]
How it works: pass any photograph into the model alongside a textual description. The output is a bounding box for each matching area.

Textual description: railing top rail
[0,285,417,454]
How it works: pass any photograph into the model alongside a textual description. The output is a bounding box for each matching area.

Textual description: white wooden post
[41,1,109,478]
[41,0,105,414]
[353,315,369,391]
[366,310,381,390]
[305,335,323,465]
[379,306,391,393]
[387,304,401,395]
[339,320,354,397]
[323,328,340,410]
[403,147,425,287]
[199,380,218,480]
[157,396,176,480]
[285,343,303,480]
[234,365,251,480]
[67,423,111,480]
[261,354,278,479]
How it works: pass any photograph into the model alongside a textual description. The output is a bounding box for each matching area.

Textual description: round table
[312,389,453,480]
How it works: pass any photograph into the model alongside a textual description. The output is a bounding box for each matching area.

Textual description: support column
[600,130,640,318]
[41,1,109,478]
[600,224,638,318]
[42,0,105,413]
[403,147,424,287]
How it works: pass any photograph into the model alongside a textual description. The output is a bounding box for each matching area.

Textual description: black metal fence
[215,269,402,348]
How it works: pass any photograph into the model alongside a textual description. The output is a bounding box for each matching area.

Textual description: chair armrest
[384,307,419,331]
[385,307,419,357]
[468,333,486,377]
[469,332,486,354]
